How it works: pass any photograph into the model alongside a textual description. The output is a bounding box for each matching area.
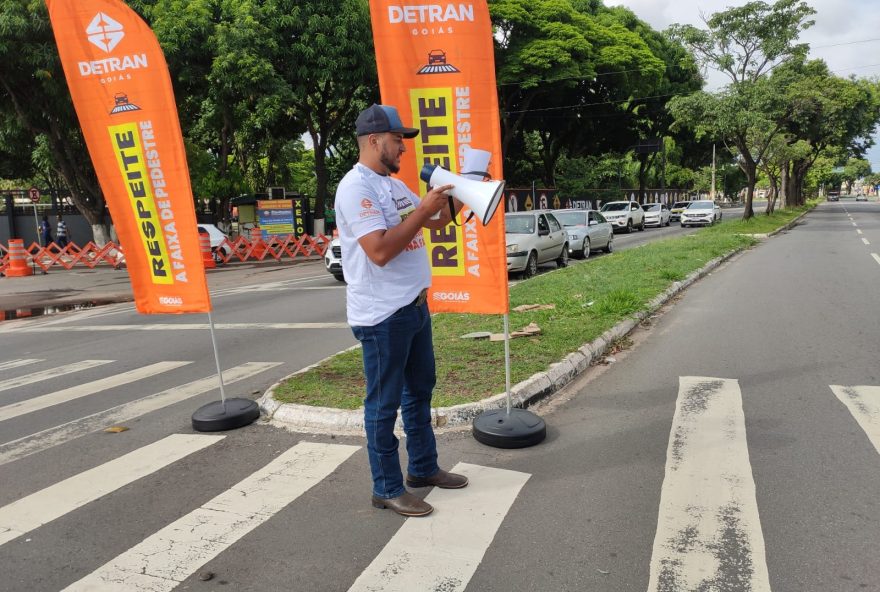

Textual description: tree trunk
[779,162,789,209]
[740,161,756,220]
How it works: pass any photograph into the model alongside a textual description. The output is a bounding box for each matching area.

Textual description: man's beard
[380,150,400,174]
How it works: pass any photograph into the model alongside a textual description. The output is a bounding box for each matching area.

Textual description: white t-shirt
[335,163,431,326]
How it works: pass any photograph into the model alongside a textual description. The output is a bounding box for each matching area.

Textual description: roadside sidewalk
[0,258,324,315]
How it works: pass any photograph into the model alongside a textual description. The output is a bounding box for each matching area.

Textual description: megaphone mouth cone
[479,181,505,225]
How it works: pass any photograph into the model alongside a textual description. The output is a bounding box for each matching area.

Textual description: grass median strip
[272,204,814,410]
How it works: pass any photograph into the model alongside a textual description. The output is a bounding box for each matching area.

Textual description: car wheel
[556,244,569,268]
[625,219,633,233]
[639,220,645,231]
[665,218,670,227]
[333,274,345,283]
[605,235,614,252]
[582,237,591,259]
[523,252,538,279]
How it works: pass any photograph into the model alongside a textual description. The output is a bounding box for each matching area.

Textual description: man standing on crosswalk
[335,104,469,517]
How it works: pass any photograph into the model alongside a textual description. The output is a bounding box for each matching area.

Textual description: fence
[0,233,332,275]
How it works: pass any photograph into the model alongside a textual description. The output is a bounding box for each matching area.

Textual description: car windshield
[505,215,535,234]
[688,202,713,210]
[645,204,661,212]
[672,202,690,209]
[554,211,588,226]
[600,203,628,212]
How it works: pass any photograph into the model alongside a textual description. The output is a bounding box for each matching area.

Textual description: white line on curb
[0,434,223,547]
[830,385,880,456]
[347,463,530,592]
[647,377,770,591]
[63,442,359,592]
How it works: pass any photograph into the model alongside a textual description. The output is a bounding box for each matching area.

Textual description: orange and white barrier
[3,233,331,274]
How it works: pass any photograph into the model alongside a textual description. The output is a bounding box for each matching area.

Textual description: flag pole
[472,313,546,448]
[190,310,260,432]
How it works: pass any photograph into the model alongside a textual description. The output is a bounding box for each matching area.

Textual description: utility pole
[711,144,716,201]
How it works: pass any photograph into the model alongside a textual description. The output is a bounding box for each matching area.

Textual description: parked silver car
[643,203,671,227]
[553,209,614,258]
[506,210,569,278]
[680,200,722,227]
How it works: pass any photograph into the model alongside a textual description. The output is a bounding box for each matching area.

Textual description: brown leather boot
[406,469,469,489]
[371,492,433,517]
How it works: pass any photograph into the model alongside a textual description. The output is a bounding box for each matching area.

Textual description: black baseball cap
[355,104,419,138]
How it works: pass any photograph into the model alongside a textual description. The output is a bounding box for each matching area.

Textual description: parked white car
[324,237,344,281]
[680,200,722,227]
[643,203,671,227]
[505,210,569,278]
[599,201,645,233]
[553,208,614,258]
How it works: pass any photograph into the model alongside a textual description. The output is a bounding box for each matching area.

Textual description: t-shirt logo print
[86,13,124,53]
[361,198,373,209]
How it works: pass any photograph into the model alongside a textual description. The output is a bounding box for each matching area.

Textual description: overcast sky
[604,0,880,170]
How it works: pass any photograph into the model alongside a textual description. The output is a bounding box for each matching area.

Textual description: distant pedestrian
[324,203,336,235]
[56,215,69,249]
[39,215,52,247]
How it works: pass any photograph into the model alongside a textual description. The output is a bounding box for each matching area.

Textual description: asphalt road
[1,200,877,591]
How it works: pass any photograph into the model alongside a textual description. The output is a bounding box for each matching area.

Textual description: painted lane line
[830,386,880,455]
[872,253,880,267]
[0,362,281,466]
[0,359,43,372]
[857,229,863,234]
[0,361,192,423]
[10,322,349,333]
[863,238,871,245]
[0,434,224,547]
[347,463,530,592]
[853,222,858,227]
[63,442,360,592]
[0,360,113,394]
[647,377,770,591]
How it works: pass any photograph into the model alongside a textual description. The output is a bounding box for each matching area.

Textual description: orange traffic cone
[5,239,34,277]
[199,233,216,269]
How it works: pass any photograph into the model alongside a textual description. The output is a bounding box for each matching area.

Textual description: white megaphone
[419,164,506,225]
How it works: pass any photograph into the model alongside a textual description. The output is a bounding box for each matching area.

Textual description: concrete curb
[258,209,811,435]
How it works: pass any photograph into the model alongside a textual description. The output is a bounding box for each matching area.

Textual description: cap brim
[395,127,419,139]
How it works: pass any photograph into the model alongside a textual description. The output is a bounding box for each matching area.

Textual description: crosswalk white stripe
[647,377,770,591]
[0,434,224,547]
[830,385,880,455]
[10,323,349,333]
[863,238,871,245]
[0,362,281,466]
[0,360,113,394]
[0,359,43,372]
[0,361,192,423]
[347,463,530,592]
[872,253,880,266]
[63,441,360,592]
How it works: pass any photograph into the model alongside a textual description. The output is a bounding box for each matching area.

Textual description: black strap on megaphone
[447,196,475,226]
[420,162,476,226]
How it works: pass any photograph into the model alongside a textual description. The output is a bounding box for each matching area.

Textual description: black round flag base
[192,398,260,432]
[472,407,546,449]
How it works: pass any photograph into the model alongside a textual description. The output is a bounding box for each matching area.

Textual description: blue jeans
[351,300,439,499]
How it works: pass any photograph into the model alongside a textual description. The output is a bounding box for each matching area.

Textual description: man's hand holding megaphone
[358,182,456,267]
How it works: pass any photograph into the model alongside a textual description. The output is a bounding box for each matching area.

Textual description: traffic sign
[28,187,40,203]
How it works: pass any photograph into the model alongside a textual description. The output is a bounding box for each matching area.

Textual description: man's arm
[358,184,453,267]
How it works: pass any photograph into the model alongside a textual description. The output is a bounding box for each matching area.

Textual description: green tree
[668,0,816,219]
